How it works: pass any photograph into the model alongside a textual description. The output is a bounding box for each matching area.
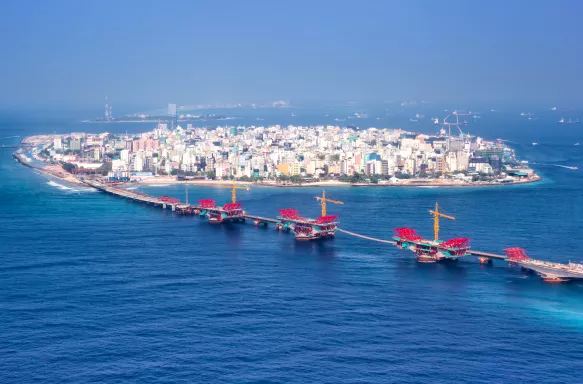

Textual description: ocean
[1,105,583,383]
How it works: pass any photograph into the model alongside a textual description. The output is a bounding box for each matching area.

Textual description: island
[13,122,540,188]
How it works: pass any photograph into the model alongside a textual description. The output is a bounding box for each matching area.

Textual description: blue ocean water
[1,106,583,383]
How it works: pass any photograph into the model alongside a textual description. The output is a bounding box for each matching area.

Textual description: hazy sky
[1,0,581,108]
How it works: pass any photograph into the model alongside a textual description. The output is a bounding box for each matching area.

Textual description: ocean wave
[46,180,97,193]
[47,180,77,191]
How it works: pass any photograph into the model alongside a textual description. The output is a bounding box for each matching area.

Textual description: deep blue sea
[1,105,583,383]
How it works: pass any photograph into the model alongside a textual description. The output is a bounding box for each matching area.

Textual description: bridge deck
[244,215,278,223]
[469,250,506,260]
[83,180,173,206]
[83,180,510,261]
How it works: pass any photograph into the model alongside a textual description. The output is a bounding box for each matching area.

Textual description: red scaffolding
[279,209,301,220]
[198,199,217,208]
[504,247,530,262]
[441,238,470,249]
[314,215,338,224]
[393,227,424,242]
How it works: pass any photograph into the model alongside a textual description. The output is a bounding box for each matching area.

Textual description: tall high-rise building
[70,138,81,151]
[168,103,177,116]
[53,137,62,150]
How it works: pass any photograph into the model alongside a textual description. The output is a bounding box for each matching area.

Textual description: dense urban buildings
[41,123,536,184]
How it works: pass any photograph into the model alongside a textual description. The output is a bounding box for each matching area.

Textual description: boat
[559,117,565,123]
[532,142,538,146]
[542,276,569,283]
[433,117,439,125]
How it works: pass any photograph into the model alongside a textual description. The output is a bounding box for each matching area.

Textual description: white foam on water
[46,180,76,191]
[46,180,96,193]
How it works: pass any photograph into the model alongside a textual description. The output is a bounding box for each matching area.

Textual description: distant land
[87,114,236,123]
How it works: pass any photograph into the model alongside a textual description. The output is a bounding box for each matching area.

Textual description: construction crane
[219,182,251,203]
[315,190,344,217]
[428,202,455,242]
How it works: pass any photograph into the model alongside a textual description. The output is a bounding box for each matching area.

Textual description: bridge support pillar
[163,203,167,210]
[171,204,175,212]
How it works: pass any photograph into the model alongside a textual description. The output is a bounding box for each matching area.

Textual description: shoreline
[124,175,542,188]
[12,152,85,185]
[12,151,543,190]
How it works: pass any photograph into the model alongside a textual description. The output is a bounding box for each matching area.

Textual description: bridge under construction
[80,179,582,283]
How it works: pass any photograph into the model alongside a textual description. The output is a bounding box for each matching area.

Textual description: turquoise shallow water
[1,108,583,383]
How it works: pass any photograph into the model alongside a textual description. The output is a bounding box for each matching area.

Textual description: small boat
[532,142,538,146]
[559,117,565,123]
[541,275,569,283]
[575,142,580,146]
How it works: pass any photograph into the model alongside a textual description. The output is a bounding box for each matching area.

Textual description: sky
[0,0,582,108]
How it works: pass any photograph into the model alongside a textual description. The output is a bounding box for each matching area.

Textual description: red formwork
[504,247,530,262]
[314,215,338,224]
[441,238,471,249]
[278,209,301,220]
[393,227,424,242]
[222,202,242,211]
[198,199,217,208]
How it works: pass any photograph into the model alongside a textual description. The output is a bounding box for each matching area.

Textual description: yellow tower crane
[315,190,344,217]
[219,182,251,203]
[428,202,455,242]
